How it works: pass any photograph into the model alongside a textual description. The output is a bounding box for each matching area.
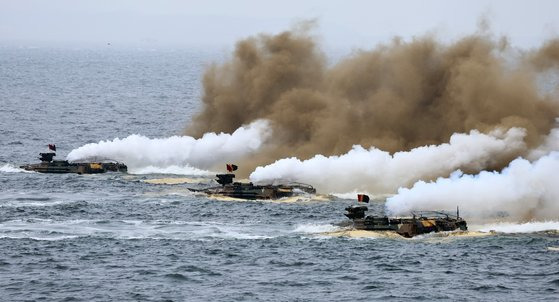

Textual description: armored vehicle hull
[21,152,127,174]
[189,173,316,200]
[21,161,127,174]
[191,182,316,200]
[345,205,467,238]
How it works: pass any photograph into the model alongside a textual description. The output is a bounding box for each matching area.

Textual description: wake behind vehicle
[344,194,467,238]
[188,164,316,200]
[20,145,127,174]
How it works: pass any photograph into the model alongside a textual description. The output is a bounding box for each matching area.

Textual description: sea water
[1,46,558,301]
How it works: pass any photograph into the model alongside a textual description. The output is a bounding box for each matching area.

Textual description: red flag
[357,194,370,203]
[48,144,56,151]
[226,164,238,173]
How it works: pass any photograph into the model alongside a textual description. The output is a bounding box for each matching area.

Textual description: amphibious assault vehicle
[344,195,467,238]
[21,151,127,174]
[188,165,316,200]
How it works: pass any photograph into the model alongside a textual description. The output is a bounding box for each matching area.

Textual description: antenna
[457,206,460,219]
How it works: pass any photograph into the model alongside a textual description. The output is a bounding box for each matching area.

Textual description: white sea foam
[0,219,278,241]
[67,119,271,174]
[292,223,339,234]
[0,200,68,208]
[250,128,526,194]
[0,164,31,173]
[0,235,81,241]
[473,221,559,233]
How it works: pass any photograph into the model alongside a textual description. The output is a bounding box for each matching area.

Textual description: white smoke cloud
[67,119,271,174]
[528,124,559,160]
[385,152,559,221]
[250,128,527,194]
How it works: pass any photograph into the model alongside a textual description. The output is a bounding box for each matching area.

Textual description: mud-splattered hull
[351,217,468,238]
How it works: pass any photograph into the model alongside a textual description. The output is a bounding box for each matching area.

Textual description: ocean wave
[0,219,278,241]
[0,235,81,241]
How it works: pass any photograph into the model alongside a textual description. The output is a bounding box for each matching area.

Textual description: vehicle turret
[344,205,368,219]
[215,173,235,186]
[39,152,56,162]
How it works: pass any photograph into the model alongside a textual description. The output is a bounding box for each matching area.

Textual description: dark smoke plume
[186,27,559,172]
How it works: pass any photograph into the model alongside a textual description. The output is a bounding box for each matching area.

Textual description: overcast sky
[1,0,558,50]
